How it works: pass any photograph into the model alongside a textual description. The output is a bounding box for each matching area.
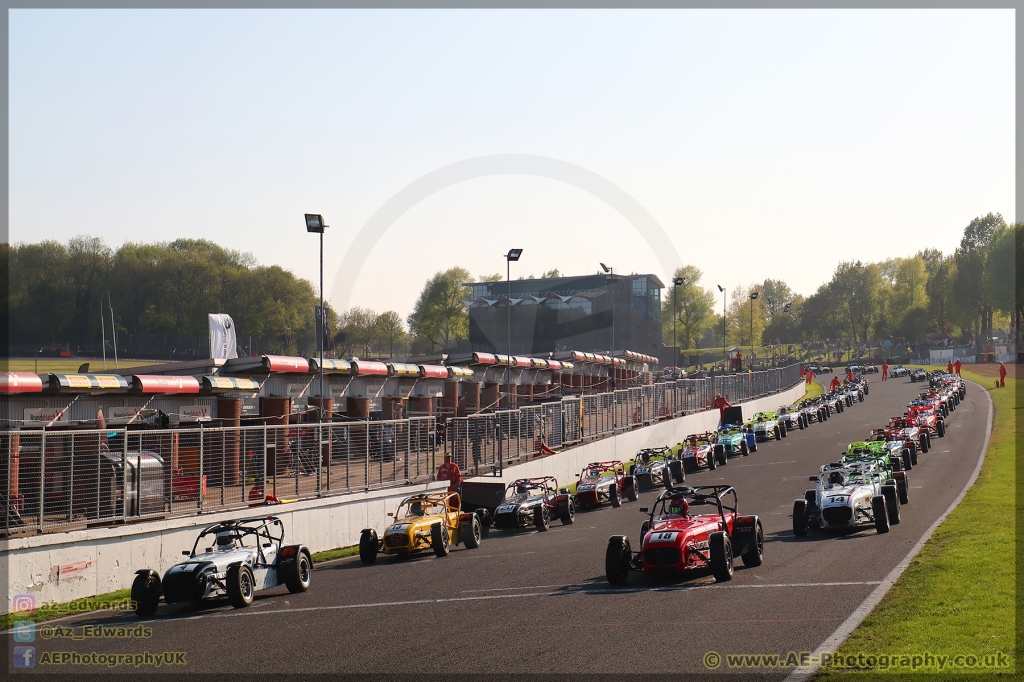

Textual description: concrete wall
[1,381,804,613]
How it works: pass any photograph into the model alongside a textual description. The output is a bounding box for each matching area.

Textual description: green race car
[751,411,786,442]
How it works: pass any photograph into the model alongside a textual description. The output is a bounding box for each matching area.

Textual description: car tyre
[285,549,312,593]
[773,426,782,440]
[715,445,727,466]
[131,572,161,617]
[605,536,631,586]
[798,416,805,430]
[610,484,621,508]
[908,444,918,466]
[359,529,378,565]
[937,420,945,438]
[882,485,901,525]
[896,475,909,505]
[709,532,734,582]
[463,514,483,548]
[559,497,576,525]
[901,449,913,471]
[227,564,255,608]
[707,451,717,470]
[792,499,808,537]
[533,505,550,532]
[625,477,639,502]
[780,423,788,438]
[872,495,890,534]
[741,521,764,567]
[669,459,685,483]
[740,440,749,456]
[430,522,450,557]
[920,435,929,454]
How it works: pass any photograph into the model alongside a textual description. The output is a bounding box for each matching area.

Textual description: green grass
[310,545,360,563]
[1,358,157,373]
[816,368,1015,678]
[803,379,825,400]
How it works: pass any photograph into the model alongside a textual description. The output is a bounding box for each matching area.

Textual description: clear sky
[9,8,1015,319]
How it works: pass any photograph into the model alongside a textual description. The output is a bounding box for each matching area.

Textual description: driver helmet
[215,531,237,551]
[669,498,690,516]
[827,471,845,486]
[409,501,424,516]
[515,486,529,496]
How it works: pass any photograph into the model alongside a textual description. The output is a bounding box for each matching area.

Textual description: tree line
[5,213,1018,359]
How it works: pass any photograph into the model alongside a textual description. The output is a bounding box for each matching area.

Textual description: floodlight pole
[718,285,726,371]
[672,277,685,367]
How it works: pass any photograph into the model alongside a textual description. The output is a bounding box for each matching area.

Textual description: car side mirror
[387,512,394,517]
[205,548,213,554]
[809,476,817,481]
[639,507,649,513]
[263,543,272,548]
[181,550,190,556]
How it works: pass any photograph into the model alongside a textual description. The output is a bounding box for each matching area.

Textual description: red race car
[605,485,764,584]
[573,461,638,509]
[906,404,946,439]
[679,432,726,473]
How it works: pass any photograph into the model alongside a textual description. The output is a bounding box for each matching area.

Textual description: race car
[716,424,756,457]
[680,432,727,473]
[906,403,946,439]
[574,461,638,508]
[793,463,902,537]
[842,442,913,496]
[359,490,485,563]
[605,485,764,584]
[776,404,808,431]
[839,382,865,404]
[909,368,928,382]
[797,397,829,423]
[890,365,908,377]
[750,412,786,442]
[131,516,311,615]
[869,418,929,464]
[630,446,685,490]
[491,477,575,531]
[863,363,878,374]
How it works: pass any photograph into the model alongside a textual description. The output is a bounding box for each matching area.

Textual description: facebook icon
[13,646,35,668]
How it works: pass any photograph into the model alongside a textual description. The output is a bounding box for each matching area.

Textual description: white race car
[131,516,311,616]
[793,463,900,536]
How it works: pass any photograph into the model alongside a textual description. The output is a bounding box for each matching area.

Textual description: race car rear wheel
[707,451,716,471]
[559,497,576,525]
[625,477,639,502]
[908,444,918,466]
[741,521,764,568]
[605,536,631,586]
[462,514,483,548]
[286,549,312,593]
[920,434,929,454]
[792,499,808,537]
[937,420,945,438]
[901,449,913,471]
[780,423,788,438]
[896,475,909,505]
[359,529,378,565]
[882,485,901,525]
[773,426,782,441]
[534,505,550,531]
[227,564,255,608]
[715,445,727,466]
[669,459,684,484]
[431,522,450,557]
[798,416,805,430]
[872,496,890,534]
[709,532,734,582]
[131,571,161,617]
[610,484,621,508]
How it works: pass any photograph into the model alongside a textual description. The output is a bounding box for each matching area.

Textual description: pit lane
[27,376,989,678]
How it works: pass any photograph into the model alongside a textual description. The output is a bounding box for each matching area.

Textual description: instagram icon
[12,594,35,615]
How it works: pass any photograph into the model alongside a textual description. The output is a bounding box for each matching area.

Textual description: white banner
[24,407,68,424]
[209,314,238,360]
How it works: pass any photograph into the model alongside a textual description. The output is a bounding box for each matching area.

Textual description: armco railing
[0,364,801,537]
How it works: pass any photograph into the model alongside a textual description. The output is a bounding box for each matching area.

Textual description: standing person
[999,362,1007,387]
[436,454,462,495]
[806,368,815,386]
[829,376,841,392]
[712,393,731,425]
[845,368,855,383]
[881,360,889,381]
[947,360,954,374]
[954,359,962,376]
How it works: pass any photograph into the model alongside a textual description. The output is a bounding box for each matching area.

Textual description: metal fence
[0,417,438,537]
[446,364,803,475]
[0,364,801,537]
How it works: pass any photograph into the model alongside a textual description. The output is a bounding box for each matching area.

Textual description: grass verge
[815,368,1014,678]
[0,358,156,373]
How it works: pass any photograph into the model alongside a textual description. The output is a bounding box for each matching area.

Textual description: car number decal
[649,531,678,543]
[636,468,650,474]
[387,524,409,534]
[497,504,518,512]
[578,484,595,491]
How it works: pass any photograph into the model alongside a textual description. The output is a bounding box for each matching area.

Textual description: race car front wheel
[741,521,764,568]
[937,420,945,438]
[709,532,734,582]
[605,537,631,586]
[431,522,450,557]
[559,498,576,525]
[227,564,255,608]
[872,496,890,534]
[669,459,685,483]
[882,485,901,525]
[792,499,808,537]
[610,485,621,508]
[534,505,550,532]
[359,530,378,565]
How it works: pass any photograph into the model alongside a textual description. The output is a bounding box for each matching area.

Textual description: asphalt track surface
[25,376,988,679]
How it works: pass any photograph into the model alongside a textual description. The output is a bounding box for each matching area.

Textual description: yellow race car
[358,491,484,563]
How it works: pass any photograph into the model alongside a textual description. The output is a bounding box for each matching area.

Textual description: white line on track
[461,584,566,593]
[166,580,883,623]
[460,551,536,560]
